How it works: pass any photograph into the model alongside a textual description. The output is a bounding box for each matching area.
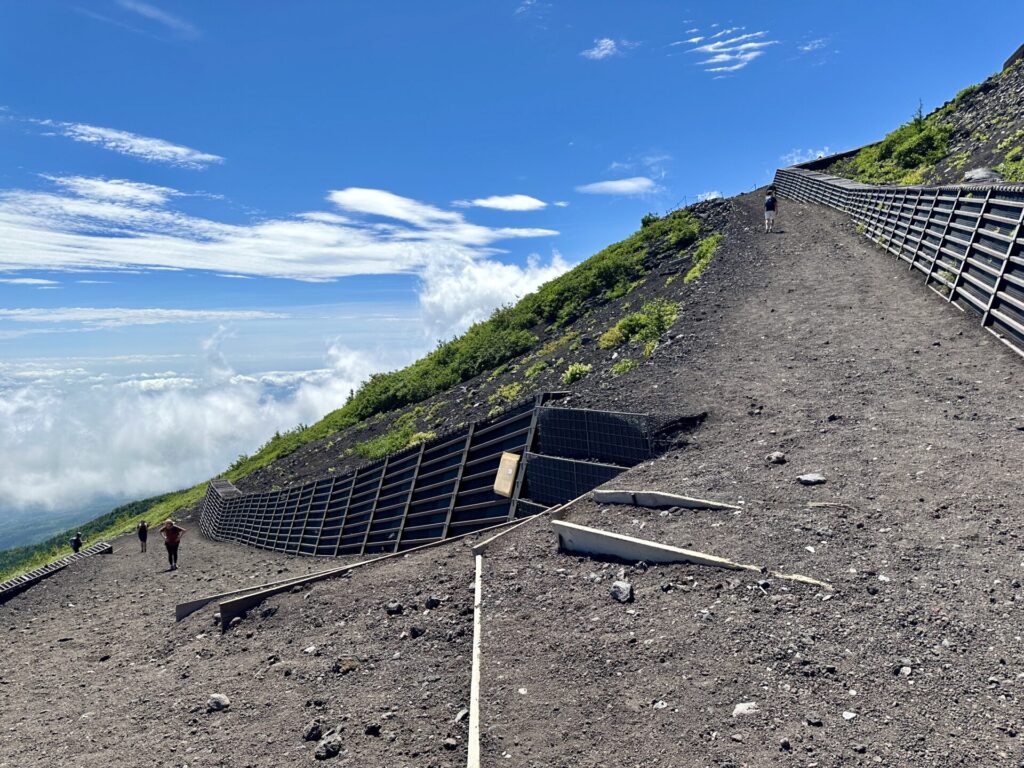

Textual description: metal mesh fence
[521,453,625,506]
[535,407,655,465]
[200,399,658,558]
[774,167,1024,358]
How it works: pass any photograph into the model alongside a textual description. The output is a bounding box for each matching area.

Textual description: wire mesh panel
[521,453,625,506]
[535,407,654,466]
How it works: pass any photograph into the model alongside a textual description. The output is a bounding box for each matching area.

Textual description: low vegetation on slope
[825,59,1024,185]
[1,203,727,581]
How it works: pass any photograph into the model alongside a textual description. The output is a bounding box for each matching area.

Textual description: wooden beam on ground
[552,520,832,590]
[187,514,543,629]
[466,553,483,768]
[591,489,740,511]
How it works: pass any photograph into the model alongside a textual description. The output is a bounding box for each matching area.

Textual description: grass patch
[598,298,680,350]
[832,107,953,184]
[489,382,524,405]
[524,361,548,379]
[561,362,593,385]
[684,233,724,284]
[610,358,637,375]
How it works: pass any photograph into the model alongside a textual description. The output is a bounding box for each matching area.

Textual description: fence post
[442,423,476,540]
[393,442,426,552]
[311,476,338,556]
[506,402,542,521]
[947,188,991,304]
[359,456,390,555]
[333,467,359,557]
[981,203,1024,328]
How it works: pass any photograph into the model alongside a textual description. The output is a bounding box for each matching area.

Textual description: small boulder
[425,596,442,610]
[797,473,827,486]
[732,702,759,717]
[385,601,404,616]
[610,580,634,604]
[409,625,427,639]
[332,657,359,675]
[443,737,459,750]
[364,723,381,737]
[303,719,323,741]
[766,451,787,465]
[206,693,231,713]
[228,616,243,629]
[454,708,469,724]
[314,731,344,760]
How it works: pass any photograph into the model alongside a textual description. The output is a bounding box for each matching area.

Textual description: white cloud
[0,339,401,511]
[0,176,558,281]
[46,121,223,168]
[0,307,286,330]
[781,147,831,165]
[799,38,828,53]
[43,175,177,205]
[0,277,59,285]
[452,194,547,211]
[553,201,570,207]
[687,30,778,73]
[116,0,199,38]
[576,177,658,196]
[697,190,722,202]
[579,38,636,60]
[418,252,570,339]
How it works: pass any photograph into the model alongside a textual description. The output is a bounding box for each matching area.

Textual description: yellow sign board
[493,452,521,497]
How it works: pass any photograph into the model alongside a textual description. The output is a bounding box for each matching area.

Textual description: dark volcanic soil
[2,189,1022,767]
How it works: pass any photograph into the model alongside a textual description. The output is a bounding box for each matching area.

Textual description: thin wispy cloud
[116,0,199,39]
[580,38,637,60]
[0,175,558,282]
[799,38,828,53]
[43,175,178,205]
[781,147,832,165]
[686,29,778,73]
[39,120,223,169]
[697,191,722,202]
[452,194,547,211]
[0,307,286,329]
[576,177,658,196]
[0,277,60,286]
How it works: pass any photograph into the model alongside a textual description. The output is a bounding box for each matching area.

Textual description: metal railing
[199,396,658,558]
[773,167,1024,359]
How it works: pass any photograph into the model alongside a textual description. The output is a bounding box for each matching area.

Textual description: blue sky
[1,1,1021,521]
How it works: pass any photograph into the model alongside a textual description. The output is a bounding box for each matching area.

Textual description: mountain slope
[823,57,1024,184]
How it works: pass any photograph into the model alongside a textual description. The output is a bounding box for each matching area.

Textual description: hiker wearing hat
[69,532,83,554]
[159,519,186,571]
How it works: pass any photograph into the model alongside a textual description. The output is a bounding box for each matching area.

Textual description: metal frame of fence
[199,396,658,558]
[774,167,1024,359]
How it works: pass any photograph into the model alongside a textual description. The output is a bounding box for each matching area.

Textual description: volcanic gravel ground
[0,518,479,767]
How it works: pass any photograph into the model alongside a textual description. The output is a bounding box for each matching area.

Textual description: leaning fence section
[774,167,1024,358]
[199,396,659,559]
[0,542,113,606]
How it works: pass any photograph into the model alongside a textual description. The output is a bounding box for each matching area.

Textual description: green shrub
[489,382,523,404]
[524,361,547,379]
[561,362,593,385]
[598,299,680,350]
[641,212,660,228]
[836,111,952,184]
[684,233,724,284]
[611,358,637,375]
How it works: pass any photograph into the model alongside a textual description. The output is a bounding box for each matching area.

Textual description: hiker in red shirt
[160,520,186,571]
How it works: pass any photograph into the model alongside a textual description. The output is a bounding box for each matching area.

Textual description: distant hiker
[764,188,778,233]
[69,532,83,554]
[160,519,186,570]
[137,520,148,553]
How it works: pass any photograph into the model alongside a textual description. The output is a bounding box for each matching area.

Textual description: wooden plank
[467,554,484,768]
[591,488,740,511]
